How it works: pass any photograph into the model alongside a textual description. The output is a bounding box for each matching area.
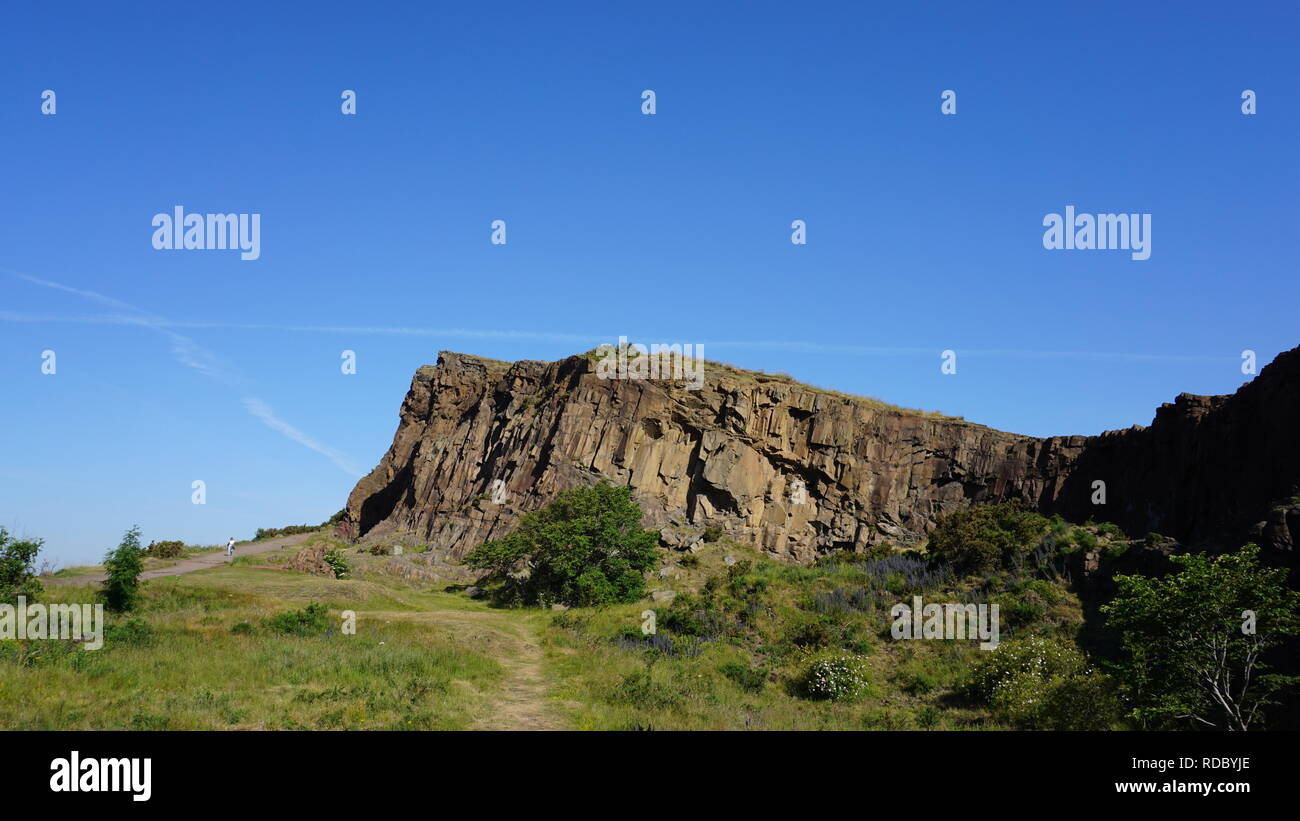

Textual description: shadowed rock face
[339,347,1300,567]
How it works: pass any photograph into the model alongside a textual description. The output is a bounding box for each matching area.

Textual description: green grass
[2,521,1127,731]
[0,567,503,730]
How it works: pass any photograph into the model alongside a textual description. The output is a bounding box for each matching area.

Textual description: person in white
[226,537,236,558]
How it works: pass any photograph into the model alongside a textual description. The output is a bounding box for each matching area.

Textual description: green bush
[660,595,705,636]
[323,549,350,579]
[803,653,871,701]
[963,636,1116,729]
[720,662,767,693]
[701,525,724,543]
[1094,521,1125,540]
[915,705,943,729]
[143,540,186,559]
[899,668,940,695]
[787,620,834,649]
[104,617,154,647]
[927,503,1048,573]
[264,602,331,636]
[1072,528,1099,551]
[0,527,43,604]
[99,526,144,613]
[464,482,660,607]
[253,524,319,541]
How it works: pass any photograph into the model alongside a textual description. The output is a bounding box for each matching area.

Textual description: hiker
[226,537,236,557]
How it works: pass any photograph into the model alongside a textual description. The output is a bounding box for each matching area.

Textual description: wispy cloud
[0,304,1233,364]
[241,397,362,476]
[7,271,362,476]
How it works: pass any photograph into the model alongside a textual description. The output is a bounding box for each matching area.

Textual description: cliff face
[339,347,1300,567]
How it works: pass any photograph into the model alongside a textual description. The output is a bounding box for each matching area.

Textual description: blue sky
[2,1,1297,565]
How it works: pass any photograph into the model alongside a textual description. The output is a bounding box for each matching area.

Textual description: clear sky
[2,1,1297,565]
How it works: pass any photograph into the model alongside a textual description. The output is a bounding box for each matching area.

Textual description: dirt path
[388,608,565,730]
[44,532,316,584]
[470,618,559,731]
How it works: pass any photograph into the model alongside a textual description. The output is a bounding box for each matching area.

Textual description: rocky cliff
[339,346,1300,568]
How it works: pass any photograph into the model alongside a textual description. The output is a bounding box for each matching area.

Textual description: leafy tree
[1102,544,1300,731]
[465,482,660,607]
[100,526,145,613]
[0,527,44,603]
[927,503,1048,573]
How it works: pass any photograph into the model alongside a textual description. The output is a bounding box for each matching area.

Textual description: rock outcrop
[338,346,1300,568]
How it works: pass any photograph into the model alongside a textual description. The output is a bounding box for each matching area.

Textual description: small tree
[1102,544,1300,731]
[100,526,145,613]
[0,527,44,603]
[465,482,660,607]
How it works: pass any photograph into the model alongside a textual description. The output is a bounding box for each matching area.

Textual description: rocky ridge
[338,346,1300,569]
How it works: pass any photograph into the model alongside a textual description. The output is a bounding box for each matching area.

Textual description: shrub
[610,669,684,709]
[726,559,753,580]
[787,620,834,649]
[720,662,767,693]
[464,482,660,607]
[927,503,1049,573]
[100,526,144,613]
[916,705,943,729]
[1037,670,1122,730]
[803,653,871,701]
[900,668,940,695]
[104,617,154,646]
[963,636,1116,728]
[861,707,914,730]
[254,524,319,541]
[264,602,331,636]
[660,596,706,637]
[1071,528,1099,551]
[815,543,895,567]
[965,636,1082,701]
[1094,521,1125,540]
[229,621,255,635]
[323,549,350,579]
[143,540,186,559]
[701,525,724,543]
[0,527,43,604]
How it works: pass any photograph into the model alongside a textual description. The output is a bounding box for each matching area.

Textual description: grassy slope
[537,540,1077,730]
[3,522,1122,731]
[2,546,507,730]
